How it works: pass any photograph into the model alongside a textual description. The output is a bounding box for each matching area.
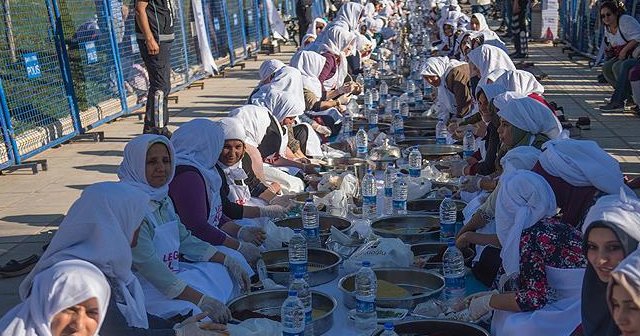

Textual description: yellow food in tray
[376,279,410,299]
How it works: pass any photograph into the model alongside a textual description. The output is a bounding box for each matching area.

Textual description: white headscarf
[421,56,466,112]
[493,69,544,95]
[476,82,507,101]
[583,189,640,240]
[306,17,328,36]
[19,182,150,328]
[363,3,376,18]
[500,146,542,174]
[608,248,640,312]
[467,44,516,85]
[118,135,175,202]
[539,138,633,196]
[311,26,355,89]
[1,260,110,336]
[258,59,285,83]
[219,117,246,142]
[251,66,306,115]
[331,2,365,31]
[471,12,489,31]
[256,90,305,122]
[494,92,562,139]
[171,119,225,226]
[290,50,325,98]
[496,170,558,275]
[365,17,384,33]
[228,104,276,148]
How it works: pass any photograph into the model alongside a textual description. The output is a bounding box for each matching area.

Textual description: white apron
[139,219,235,319]
[298,122,324,157]
[491,267,585,336]
[263,165,305,194]
[461,191,495,263]
[222,165,252,206]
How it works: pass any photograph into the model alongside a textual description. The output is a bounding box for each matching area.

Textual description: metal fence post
[221,0,236,65]
[102,0,128,113]
[176,0,192,83]
[0,79,18,168]
[238,0,248,58]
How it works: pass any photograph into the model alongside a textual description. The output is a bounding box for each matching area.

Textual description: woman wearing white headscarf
[421,56,473,119]
[290,51,345,137]
[118,133,251,322]
[464,170,586,335]
[306,17,328,36]
[607,248,640,335]
[327,2,365,32]
[19,182,151,331]
[310,26,358,91]
[229,105,306,194]
[248,60,287,102]
[467,44,516,86]
[493,69,544,96]
[468,30,508,53]
[581,191,640,336]
[1,260,109,336]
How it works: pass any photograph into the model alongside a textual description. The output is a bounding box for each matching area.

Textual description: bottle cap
[294,229,302,234]
[288,290,298,297]
[384,322,394,330]
[293,272,305,279]
[362,261,371,267]
[447,240,455,247]
[306,198,313,202]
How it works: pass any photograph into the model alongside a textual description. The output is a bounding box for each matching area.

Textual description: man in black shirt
[296,0,313,45]
[135,0,175,134]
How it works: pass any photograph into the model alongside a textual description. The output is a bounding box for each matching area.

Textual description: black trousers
[511,0,529,55]
[138,40,172,132]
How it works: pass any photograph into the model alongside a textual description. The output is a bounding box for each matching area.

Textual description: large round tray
[228,289,336,336]
[338,268,444,309]
[407,198,466,215]
[396,137,437,148]
[373,319,489,336]
[411,242,476,271]
[274,215,353,245]
[371,215,440,244]
[403,120,437,130]
[403,144,463,159]
[261,248,342,287]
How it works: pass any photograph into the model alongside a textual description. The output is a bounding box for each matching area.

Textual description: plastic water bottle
[371,87,380,108]
[290,274,313,336]
[392,113,405,142]
[383,163,396,216]
[288,229,308,282]
[356,127,368,158]
[389,53,397,72]
[302,199,320,248]
[423,80,432,99]
[367,105,378,129]
[436,119,447,145]
[380,81,389,102]
[443,240,466,307]
[439,196,457,242]
[355,261,377,332]
[364,90,373,111]
[406,80,416,104]
[347,96,359,116]
[381,322,399,336]
[281,290,305,336]
[463,125,475,159]
[362,169,378,220]
[415,86,424,106]
[341,111,353,140]
[391,97,400,115]
[400,102,409,118]
[408,147,422,178]
[392,173,408,215]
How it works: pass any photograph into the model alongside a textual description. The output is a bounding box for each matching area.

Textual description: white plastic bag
[344,238,414,273]
[260,219,293,250]
[407,178,432,201]
[228,318,282,336]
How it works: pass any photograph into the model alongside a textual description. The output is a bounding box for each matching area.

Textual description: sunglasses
[600,12,612,19]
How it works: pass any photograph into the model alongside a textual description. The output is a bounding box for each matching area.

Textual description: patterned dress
[496,217,586,311]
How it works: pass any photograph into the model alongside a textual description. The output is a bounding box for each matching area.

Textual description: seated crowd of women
[2,1,640,336]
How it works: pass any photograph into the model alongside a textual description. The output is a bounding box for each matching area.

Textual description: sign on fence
[24,53,42,79]
[84,42,98,64]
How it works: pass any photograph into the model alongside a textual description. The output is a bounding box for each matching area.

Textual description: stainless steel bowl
[323,157,366,169]
[373,319,489,336]
[274,215,353,245]
[371,215,440,244]
[262,248,342,287]
[338,268,444,309]
[403,144,463,159]
[411,242,476,270]
[228,289,336,336]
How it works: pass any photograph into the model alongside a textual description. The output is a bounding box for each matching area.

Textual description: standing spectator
[598,0,640,112]
[297,0,314,45]
[471,0,491,15]
[510,0,529,58]
[135,0,175,135]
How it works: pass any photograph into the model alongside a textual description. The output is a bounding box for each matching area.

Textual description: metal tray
[228,289,336,336]
[338,268,444,309]
[371,215,440,244]
[274,215,353,245]
[262,248,342,287]
[322,157,366,169]
[373,319,489,336]
[403,120,437,130]
[411,242,476,271]
[292,191,331,207]
[407,199,466,216]
[396,137,437,148]
[403,144,463,159]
